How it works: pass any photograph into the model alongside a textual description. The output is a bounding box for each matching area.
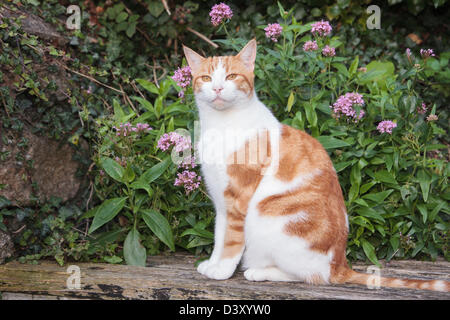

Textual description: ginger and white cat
[183,39,449,292]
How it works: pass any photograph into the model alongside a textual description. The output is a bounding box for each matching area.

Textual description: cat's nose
[213,87,223,94]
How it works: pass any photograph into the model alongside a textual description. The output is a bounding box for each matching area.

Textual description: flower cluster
[303,40,318,52]
[172,66,192,98]
[113,122,152,137]
[174,170,202,194]
[264,23,283,42]
[426,114,438,122]
[420,49,435,59]
[179,155,197,169]
[322,45,336,57]
[377,120,397,134]
[209,3,233,26]
[157,132,191,153]
[311,20,332,37]
[330,92,365,121]
[417,102,428,115]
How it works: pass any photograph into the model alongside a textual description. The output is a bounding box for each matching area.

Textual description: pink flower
[157,132,191,152]
[377,120,397,134]
[174,170,202,194]
[172,66,192,89]
[417,102,427,115]
[330,92,365,122]
[311,20,332,37]
[406,48,412,59]
[264,23,283,42]
[209,3,233,26]
[179,155,197,169]
[322,45,336,57]
[303,40,318,52]
[420,49,435,59]
[113,122,152,137]
[426,114,438,122]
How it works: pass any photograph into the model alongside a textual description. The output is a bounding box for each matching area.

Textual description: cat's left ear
[236,38,257,71]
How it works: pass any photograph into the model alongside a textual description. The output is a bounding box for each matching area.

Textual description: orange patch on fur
[221,131,271,259]
[256,125,351,277]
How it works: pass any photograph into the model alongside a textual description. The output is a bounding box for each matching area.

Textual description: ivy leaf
[148,0,165,17]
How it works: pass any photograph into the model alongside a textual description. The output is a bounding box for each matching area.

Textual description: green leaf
[416,203,428,223]
[361,239,380,266]
[130,181,153,195]
[113,99,125,121]
[136,79,159,95]
[126,22,137,38]
[148,0,165,17]
[186,237,214,249]
[88,197,128,234]
[356,207,385,223]
[181,228,214,239]
[123,165,136,183]
[349,55,359,76]
[417,169,431,202]
[373,170,397,184]
[332,63,348,77]
[362,189,394,204]
[115,12,128,23]
[124,228,147,267]
[139,157,171,184]
[141,209,175,251]
[103,255,123,264]
[286,91,295,112]
[100,157,125,182]
[317,136,351,149]
[132,96,154,113]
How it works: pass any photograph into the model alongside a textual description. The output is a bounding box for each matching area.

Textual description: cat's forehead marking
[203,56,233,74]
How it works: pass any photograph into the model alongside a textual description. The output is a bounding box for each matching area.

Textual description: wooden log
[1,253,449,300]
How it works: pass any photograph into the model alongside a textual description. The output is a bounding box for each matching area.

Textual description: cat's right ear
[182,45,205,73]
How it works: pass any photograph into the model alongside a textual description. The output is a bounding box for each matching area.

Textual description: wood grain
[1,253,449,300]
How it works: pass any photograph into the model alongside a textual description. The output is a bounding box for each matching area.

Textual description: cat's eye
[226,74,238,80]
[201,75,212,82]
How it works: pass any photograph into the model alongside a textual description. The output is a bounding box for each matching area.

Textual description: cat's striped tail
[339,268,450,292]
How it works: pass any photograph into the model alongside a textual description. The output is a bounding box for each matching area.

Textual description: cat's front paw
[197,259,237,280]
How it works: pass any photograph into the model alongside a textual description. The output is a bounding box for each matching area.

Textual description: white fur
[194,57,333,283]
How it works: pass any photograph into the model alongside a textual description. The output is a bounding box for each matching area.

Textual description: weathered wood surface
[1,253,449,300]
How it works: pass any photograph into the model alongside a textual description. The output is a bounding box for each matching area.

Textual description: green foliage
[87,79,214,263]
[1,1,448,266]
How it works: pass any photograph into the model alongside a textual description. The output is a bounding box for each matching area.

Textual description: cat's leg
[244,267,299,282]
[197,203,245,280]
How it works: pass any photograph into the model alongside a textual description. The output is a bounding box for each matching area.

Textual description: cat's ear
[236,38,257,71]
[183,45,205,73]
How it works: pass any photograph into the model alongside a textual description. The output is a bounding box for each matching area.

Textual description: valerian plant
[87,2,448,266]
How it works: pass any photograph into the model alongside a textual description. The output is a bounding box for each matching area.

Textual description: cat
[182,39,449,292]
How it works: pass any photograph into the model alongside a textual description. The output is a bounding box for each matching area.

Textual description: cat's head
[183,39,257,110]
